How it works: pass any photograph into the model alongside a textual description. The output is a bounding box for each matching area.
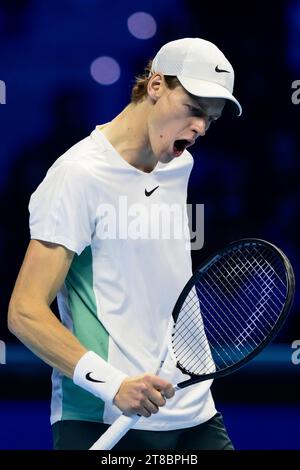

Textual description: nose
[190,117,207,137]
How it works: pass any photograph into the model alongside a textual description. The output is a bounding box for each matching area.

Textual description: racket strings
[173,292,219,373]
[176,288,242,360]
[205,257,277,335]
[174,288,243,374]
[224,250,285,306]
[200,272,270,354]
[240,250,287,304]
[174,258,275,373]
[172,245,288,376]
[222,249,287,342]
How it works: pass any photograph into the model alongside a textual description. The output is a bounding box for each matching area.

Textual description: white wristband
[73,351,128,404]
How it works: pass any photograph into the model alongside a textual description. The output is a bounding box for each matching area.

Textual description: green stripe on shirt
[61,246,109,422]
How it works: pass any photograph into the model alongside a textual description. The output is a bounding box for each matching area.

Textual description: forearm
[8,300,127,404]
[8,301,86,378]
[8,240,127,405]
[8,300,174,416]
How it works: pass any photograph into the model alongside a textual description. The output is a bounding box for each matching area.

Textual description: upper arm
[10,239,75,310]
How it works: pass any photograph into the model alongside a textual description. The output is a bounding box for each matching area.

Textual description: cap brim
[177,75,242,116]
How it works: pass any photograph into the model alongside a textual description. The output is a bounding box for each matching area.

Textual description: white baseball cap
[151,38,242,116]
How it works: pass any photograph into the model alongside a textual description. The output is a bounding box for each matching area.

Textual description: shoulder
[29,156,100,210]
[43,133,105,186]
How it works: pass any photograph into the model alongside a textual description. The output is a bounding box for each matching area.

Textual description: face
[147,75,225,163]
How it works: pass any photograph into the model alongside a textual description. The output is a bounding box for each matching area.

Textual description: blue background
[0,0,299,450]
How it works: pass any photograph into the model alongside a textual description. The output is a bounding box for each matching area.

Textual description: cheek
[148,108,168,145]
[148,97,188,153]
[151,124,173,150]
[149,126,170,153]
[151,106,183,141]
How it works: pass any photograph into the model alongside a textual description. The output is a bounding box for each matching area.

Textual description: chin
[159,153,174,164]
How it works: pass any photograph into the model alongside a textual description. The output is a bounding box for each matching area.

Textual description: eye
[186,104,206,118]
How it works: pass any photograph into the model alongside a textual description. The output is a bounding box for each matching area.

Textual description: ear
[147,73,165,102]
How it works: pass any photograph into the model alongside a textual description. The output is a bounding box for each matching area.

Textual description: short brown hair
[131,60,181,103]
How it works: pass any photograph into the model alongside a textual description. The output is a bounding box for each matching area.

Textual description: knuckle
[142,374,152,383]
[132,400,142,412]
[139,383,148,393]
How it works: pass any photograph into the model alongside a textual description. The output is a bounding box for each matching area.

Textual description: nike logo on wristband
[85,372,105,383]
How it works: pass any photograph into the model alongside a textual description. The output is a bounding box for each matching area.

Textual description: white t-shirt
[29,125,216,430]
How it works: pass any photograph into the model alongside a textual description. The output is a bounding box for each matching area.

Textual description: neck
[100,101,156,173]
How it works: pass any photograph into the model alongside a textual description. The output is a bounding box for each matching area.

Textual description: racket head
[171,238,295,388]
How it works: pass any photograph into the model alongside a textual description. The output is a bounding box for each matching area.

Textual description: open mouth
[173,139,191,157]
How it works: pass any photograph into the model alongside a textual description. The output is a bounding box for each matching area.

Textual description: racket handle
[89,414,140,450]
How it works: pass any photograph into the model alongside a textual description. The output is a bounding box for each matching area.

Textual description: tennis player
[8,38,242,450]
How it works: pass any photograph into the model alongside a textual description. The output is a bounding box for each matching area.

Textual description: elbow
[7,297,31,338]
[7,299,21,337]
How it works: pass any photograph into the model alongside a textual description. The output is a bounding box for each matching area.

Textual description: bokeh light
[127,12,157,40]
[90,56,121,85]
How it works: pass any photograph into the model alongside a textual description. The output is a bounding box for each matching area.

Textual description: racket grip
[89,414,141,450]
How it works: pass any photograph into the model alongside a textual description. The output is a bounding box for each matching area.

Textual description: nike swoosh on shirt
[145,186,159,197]
[85,372,105,383]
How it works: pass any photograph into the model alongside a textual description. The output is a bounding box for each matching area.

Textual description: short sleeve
[28,162,96,255]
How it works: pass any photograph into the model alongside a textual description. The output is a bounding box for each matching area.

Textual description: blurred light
[127,12,157,40]
[90,56,121,85]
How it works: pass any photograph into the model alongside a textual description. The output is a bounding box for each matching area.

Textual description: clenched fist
[113,373,175,417]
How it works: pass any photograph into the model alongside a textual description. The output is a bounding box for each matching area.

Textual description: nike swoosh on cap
[145,186,159,197]
[85,372,105,383]
[215,65,230,73]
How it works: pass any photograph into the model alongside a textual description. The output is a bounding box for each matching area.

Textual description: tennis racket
[90,238,295,450]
